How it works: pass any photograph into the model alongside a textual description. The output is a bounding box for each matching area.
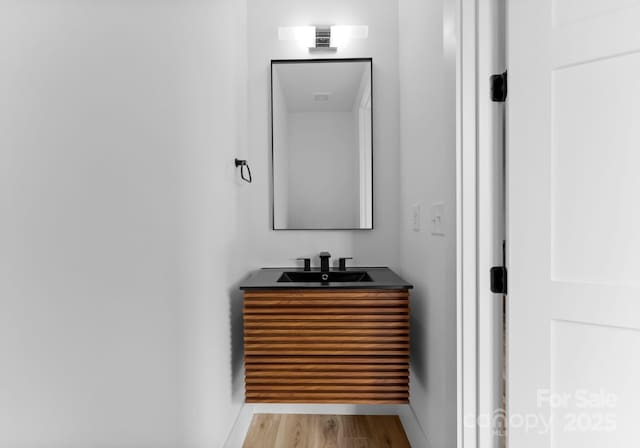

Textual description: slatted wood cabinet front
[243,289,410,404]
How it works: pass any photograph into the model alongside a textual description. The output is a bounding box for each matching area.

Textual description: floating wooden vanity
[240,268,412,404]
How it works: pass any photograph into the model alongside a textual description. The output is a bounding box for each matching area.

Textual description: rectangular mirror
[271,58,373,230]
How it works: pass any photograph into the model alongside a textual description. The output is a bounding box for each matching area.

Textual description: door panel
[551,321,640,447]
[508,1,640,447]
[551,52,640,286]
[553,0,640,27]
[552,6,640,68]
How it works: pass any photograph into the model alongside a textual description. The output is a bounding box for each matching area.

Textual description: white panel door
[507,1,640,447]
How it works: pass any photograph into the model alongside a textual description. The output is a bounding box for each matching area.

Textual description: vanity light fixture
[278,25,368,51]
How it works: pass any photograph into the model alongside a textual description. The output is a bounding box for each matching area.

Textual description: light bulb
[330,26,368,48]
[278,26,315,49]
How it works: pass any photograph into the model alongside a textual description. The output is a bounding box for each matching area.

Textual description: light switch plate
[431,202,445,235]
[412,203,421,232]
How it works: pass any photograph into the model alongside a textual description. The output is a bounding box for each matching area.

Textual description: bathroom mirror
[271,58,373,230]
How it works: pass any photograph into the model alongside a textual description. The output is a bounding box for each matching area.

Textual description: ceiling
[273,61,370,113]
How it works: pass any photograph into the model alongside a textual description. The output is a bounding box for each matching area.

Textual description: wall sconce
[278,25,368,51]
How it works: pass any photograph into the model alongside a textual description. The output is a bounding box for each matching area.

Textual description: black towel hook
[234,158,252,183]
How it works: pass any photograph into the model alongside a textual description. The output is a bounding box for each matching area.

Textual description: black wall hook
[234,158,252,183]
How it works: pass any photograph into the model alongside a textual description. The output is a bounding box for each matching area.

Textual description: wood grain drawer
[243,289,410,404]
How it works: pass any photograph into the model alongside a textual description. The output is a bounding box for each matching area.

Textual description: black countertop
[239,267,413,290]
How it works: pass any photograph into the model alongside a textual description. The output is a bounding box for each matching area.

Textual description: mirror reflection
[272,58,373,230]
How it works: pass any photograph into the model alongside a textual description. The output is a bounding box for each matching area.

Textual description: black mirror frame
[270,57,374,231]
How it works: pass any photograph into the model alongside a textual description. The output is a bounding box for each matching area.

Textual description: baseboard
[223,403,430,447]
[408,365,434,448]
[408,401,434,448]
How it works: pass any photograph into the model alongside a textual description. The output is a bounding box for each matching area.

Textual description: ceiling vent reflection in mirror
[312,92,331,102]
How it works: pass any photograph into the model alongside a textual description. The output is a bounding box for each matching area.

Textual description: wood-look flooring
[242,414,411,448]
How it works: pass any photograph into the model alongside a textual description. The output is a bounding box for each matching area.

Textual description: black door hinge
[490,71,508,102]
[490,240,508,294]
[490,266,507,294]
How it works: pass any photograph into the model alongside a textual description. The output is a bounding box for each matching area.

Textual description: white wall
[287,111,359,229]
[246,0,400,269]
[0,1,248,447]
[272,71,289,229]
[398,0,458,447]
[354,68,373,229]
[179,1,249,446]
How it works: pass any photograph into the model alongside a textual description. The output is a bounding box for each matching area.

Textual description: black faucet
[338,257,353,271]
[296,257,311,271]
[319,251,331,272]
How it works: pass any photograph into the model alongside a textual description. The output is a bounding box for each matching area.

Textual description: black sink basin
[277,271,373,283]
[239,267,413,290]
